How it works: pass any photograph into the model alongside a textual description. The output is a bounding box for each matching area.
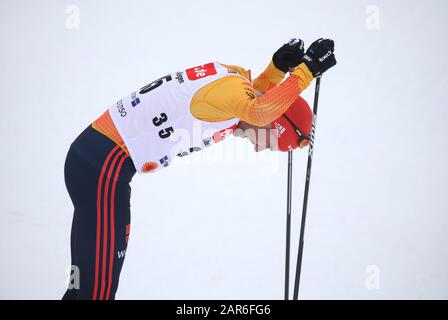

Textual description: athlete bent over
[62,38,337,299]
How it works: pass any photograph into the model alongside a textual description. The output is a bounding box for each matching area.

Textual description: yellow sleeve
[190,63,314,127]
[252,61,286,93]
[221,61,285,93]
[220,63,252,82]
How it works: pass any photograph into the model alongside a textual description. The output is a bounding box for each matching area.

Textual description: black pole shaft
[284,151,293,300]
[293,76,321,300]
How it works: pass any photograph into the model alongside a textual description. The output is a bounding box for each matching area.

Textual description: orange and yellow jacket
[92,61,313,152]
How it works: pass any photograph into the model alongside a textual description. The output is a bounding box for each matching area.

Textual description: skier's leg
[62,125,135,300]
[103,180,132,300]
[63,137,100,299]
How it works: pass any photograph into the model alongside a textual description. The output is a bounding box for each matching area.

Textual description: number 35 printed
[139,75,174,139]
[152,112,173,139]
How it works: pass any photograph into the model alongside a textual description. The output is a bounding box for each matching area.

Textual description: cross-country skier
[63,38,337,299]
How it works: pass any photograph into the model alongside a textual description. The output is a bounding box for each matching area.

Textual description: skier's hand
[302,38,337,77]
[272,38,305,73]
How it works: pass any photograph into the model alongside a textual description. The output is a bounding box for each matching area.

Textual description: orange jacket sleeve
[190,63,313,127]
[252,61,287,93]
[222,61,287,94]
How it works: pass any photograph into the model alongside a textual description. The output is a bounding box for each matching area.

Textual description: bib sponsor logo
[186,63,217,81]
[177,147,201,157]
[175,72,185,84]
[212,126,235,143]
[159,155,169,167]
[203,137,214,147]
[131,92,140,107]
[141,161,158,173]
[116,99,127,117]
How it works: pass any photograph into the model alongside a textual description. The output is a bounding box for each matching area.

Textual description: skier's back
[63,38,336,299]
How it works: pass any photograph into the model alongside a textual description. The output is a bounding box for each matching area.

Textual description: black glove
[272,38,305,73]
[302,38,337,77]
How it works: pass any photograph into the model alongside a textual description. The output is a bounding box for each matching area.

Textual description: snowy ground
[0,0,447,299]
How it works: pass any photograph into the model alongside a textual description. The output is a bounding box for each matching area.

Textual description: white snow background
[0,0,447,299]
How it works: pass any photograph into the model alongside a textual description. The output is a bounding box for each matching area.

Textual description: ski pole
[284,150,293,300]
[293,76,321,300]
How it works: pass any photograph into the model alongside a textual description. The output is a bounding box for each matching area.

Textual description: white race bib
[109,62,242,173]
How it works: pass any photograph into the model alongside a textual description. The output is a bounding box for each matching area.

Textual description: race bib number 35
[186,63,217,81]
